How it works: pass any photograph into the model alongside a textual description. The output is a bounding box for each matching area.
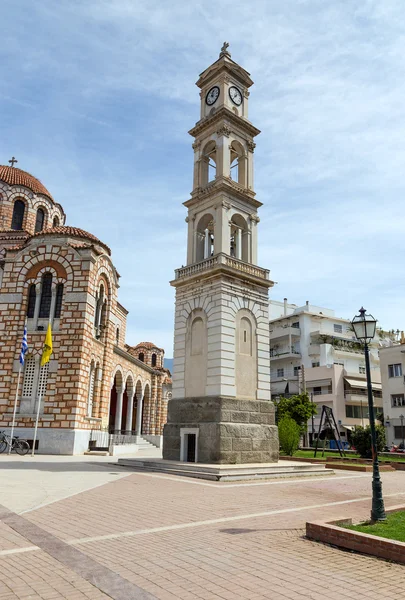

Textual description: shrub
[278,416,301,456]
[275,393,317,434]
[351,425,386,459]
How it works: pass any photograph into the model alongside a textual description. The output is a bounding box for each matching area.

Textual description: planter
[306,505,405,564]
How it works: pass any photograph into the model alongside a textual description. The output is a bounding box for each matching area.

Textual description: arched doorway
[109,371,123,433]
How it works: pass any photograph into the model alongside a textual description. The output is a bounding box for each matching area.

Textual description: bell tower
[163,44,279,464]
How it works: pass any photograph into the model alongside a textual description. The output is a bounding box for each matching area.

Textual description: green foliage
[345,511,405,542]
[278,416,301,456]
[275,393,317,433]
[351,425,386,459]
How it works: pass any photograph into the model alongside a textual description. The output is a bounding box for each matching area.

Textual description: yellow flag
[40,322,53,366]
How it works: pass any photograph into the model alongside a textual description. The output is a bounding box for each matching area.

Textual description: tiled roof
[32,226,111,255]
[134,342,163,351]
[0,166,53,201]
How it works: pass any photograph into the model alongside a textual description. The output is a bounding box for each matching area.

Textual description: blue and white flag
[19,323,28,365]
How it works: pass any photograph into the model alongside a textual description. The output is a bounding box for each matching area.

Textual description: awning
[343,425,355,431]
[344,377,382,390]
[271,381,289,394]
[307,379,332,387]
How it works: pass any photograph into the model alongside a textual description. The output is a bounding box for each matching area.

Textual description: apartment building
[269,299,384,444]
[379,342,405,447]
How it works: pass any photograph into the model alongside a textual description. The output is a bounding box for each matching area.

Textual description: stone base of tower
[162,396,279,464]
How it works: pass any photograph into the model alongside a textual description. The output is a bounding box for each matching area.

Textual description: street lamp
[400,414,405,449]
[352,307,386,522]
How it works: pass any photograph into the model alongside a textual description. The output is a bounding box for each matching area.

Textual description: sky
[2,0,405,355]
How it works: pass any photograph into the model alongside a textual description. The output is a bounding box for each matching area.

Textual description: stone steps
[117,458,334,481]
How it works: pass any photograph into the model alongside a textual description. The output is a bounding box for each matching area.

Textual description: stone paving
[1,455,405,599]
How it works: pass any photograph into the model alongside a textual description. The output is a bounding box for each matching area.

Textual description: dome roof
[0,165,53,201]
[135,342,163,351]
[32,226,111,255]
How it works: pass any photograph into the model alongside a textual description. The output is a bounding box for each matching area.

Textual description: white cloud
[1,0,405,352]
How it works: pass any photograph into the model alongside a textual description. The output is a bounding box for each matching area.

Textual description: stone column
[49,284,57,324]
[204,229,210,259]
[135,394,144,437]
[235,228,242,260]
[125,390,134,434]
[33,282,41,327]
[114,387,123,433]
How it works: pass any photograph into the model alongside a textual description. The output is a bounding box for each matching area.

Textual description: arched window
[54,283,63,318]
[39,273,52,319]
[201,141,216,185]
[53,216,59,227]
[87,363,96,417]
[11,200,25,230]
[35,208,45,233]
[94,284,106,339]
[195,213,215,262]
[230,214,249,262]
[230,141,247,186]
[138,353,144,362]
[27,284,36,318]
[151,353,157,367]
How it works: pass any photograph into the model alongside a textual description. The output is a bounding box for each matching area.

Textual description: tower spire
[219,41,231,58]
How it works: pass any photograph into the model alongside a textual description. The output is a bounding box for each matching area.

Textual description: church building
[0,163,171,454]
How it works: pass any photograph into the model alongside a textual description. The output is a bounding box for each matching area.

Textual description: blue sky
[2,1,405,355]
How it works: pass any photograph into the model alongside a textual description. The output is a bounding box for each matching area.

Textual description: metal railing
[88,429,139,450]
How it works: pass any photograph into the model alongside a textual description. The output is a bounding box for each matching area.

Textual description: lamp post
[400,414,405,449]
[352,307,386,522]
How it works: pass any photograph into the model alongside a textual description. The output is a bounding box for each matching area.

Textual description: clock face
[229,86,243,106]
[206,86,220,106]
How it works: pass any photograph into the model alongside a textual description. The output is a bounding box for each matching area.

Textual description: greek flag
[19,324,28,365]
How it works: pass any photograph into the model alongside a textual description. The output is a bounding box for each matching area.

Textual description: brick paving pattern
[1,467,405,599]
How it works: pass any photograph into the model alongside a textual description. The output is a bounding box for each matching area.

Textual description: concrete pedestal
[163,396,279,464]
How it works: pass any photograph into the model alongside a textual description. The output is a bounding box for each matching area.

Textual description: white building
[379,342,405,447]
[269,299,384,444]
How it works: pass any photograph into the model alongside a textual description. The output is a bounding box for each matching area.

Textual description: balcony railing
[174,253,270,282]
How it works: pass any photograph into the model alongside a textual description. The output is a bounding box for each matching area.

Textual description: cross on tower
[8,157,18,167]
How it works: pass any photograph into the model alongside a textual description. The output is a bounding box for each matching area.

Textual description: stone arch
[230,140,247,186]
[142,382,151,434]
[235,309,257,399]
[185,308,208,398]
[230,213,249,262]
[195,212,215,262]
[109,368,124,432]
[201,140,216,185]
[122,373,135,433]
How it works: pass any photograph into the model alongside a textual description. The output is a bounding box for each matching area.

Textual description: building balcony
[270,350,301,362]
[308,344,320,356]
[173,253,271,286]
[270,325,301,341]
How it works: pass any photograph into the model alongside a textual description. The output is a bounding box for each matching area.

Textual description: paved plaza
[0,454,405,600]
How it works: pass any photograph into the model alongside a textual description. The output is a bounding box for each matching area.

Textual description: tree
[275,393,317,434]
[278,416,301,456]
[351,425,386,459]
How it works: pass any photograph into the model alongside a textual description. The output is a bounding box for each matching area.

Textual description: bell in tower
[163,44,279,465]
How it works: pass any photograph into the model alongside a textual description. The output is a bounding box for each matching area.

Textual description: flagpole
[32,319,52,457]
[32,373,42,458]
[8,366,22,455]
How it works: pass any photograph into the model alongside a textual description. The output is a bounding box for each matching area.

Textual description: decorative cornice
[247,141,256,152]
[216,124,232,137]
[189,106,260,139]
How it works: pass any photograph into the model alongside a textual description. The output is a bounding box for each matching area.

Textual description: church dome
[0,165,53,201]
[32,226,111,255]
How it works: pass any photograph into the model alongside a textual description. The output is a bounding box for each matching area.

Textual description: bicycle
[0,431,30,455]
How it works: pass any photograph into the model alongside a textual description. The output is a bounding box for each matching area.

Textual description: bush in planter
[351,425,386,459]
[278,416,301,456]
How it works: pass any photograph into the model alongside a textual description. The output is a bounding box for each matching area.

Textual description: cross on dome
[8,157,18,167]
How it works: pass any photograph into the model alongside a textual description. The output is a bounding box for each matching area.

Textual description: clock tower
[163,44,279,464]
